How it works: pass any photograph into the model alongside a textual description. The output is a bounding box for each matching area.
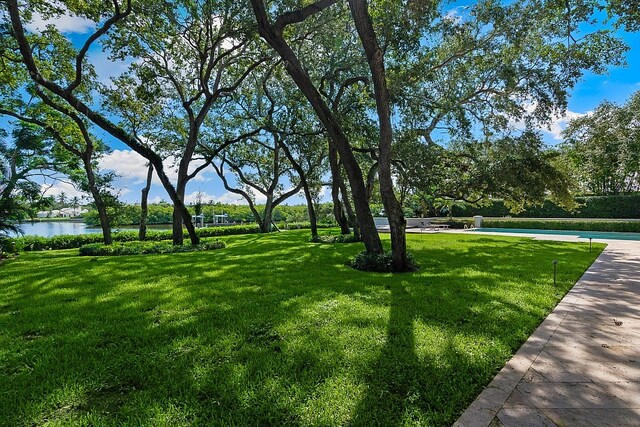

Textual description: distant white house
[36,207,88,218]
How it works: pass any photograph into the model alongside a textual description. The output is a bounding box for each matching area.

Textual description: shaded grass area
[0,230,603,426]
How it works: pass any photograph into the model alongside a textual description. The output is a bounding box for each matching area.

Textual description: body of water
[14,221,101,237]
[13,222,171,238]
[476,227,640,241]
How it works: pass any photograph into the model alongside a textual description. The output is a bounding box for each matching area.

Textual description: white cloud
[212,191,247,204]
[148,191,256,206]
[99,150,208,185]
[545,110,590,140]
[443,7,465,24]
[40,181,86,199]
[148,195,165,204]
[99,149,150,182]
[88,51,131,85]
[509,103,591,141]
[183,191,216,205]
[25,10,95,34]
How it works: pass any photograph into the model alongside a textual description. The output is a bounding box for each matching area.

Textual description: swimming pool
[475,228,640,241]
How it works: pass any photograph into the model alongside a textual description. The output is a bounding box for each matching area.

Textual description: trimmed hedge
[79,239,225,256]
[279,222,335,230]
[2,224,261,253]
[482,219,640,233]
[452,194,640,219]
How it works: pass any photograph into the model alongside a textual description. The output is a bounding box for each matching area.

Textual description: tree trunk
[139,163,153,241]
[262,197,274,233]
[329,144,351,234]
[302,182,318,237]
[4,0,202,246]
[279,139,319,237]
[365,162,378,202]
[172,182,187,245]
[82,155,112,245]
[349,0,409,271]
[249,0,383,254]
[336,161,360,240]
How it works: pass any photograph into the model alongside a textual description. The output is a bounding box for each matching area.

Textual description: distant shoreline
[21,217,85,223]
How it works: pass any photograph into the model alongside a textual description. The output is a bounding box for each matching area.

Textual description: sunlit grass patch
[0,230,603,426]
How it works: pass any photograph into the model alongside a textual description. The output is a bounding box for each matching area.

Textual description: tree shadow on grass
[0,231,603,425]
[347,235,603,426]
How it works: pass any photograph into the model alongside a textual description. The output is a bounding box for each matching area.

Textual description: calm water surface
[476,227,640,241]
[15,221,102,237]
[14,221,171,237]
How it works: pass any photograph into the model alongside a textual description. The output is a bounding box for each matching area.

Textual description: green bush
[452,194,640,219]
[1,222,346,254]
[280,222,335,230]
[79,239,225,256]
[309,234,360,244]
[197,225,262,236]
[482,219,640,233]
[0,237,16,257]
[1,224,264,254]
[349,250,418,273]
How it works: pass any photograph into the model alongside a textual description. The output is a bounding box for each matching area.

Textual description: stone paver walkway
[453,234,640,427]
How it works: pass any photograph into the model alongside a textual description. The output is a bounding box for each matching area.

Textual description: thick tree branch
[68,0,133,92]
[274,0,340,36]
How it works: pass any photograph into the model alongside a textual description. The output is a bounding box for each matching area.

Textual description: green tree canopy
[562,90,640,195]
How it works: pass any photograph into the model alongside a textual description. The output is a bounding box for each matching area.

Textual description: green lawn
[0,230,603,426]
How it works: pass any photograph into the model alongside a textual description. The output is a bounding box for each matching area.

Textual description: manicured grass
[0,230,603,426]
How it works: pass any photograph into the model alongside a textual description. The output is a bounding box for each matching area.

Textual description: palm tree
[57,192,67,208]
[70,196,81,215]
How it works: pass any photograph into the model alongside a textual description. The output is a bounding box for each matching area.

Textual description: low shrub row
[349,250,419,273]
[279,222,335,230]
[482,219,640,233]
[79,238,225,256]
[452,194,640,219]
[2,224,262,253]
[309,234,360,244]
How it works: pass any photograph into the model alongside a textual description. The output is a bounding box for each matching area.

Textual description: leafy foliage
[453,194,640,219]
[1,225,262,253]
[0,124,57,233]
[79,239,225,256]
[83,203,338,226]
[482,219,640,233]
[561,90,640,195]
[349,250,418,272]
[309,233,360,244]
[397,131,575,214]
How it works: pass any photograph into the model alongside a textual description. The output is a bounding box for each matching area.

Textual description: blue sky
[8,4,640,206]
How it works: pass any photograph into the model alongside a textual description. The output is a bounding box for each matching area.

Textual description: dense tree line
[83,201,336,227]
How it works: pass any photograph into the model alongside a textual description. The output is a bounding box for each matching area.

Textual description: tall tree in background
[562,91,640,195]
[0,125,55,235]
[138,163,154,240]
[105,0,265,244]
[607,0,640,31]
[384,0,624,218]
[0,97,117,244]
[3,0,201,245]
[348,0,410,271]
[249,0,384,256]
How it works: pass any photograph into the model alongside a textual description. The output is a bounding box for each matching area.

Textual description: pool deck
[451,230,640,427]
